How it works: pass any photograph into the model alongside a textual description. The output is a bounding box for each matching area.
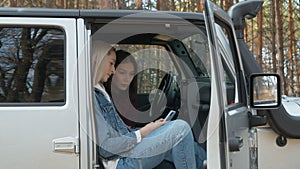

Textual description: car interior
[91,19,235,168]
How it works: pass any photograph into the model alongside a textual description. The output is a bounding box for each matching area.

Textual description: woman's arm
[94,91,168,159]
[139,119,168,138]
[94,101,139,159]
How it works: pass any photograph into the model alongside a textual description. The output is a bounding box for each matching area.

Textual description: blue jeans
[116,120,206,169]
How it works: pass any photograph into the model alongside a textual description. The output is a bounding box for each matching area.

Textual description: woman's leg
[117,120,180,169]
[132,119,198,169]
[168,129,197,169]
[117,142,207,169]
[139,120,206,169]
[194,142,207,169]
[163,140,206,169]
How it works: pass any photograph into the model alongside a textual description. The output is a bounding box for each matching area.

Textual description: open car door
[203,0,226,168]
[204,0,254,168]
[228,1,300,168]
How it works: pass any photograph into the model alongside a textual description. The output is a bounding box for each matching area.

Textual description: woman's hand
[140,119,168,138]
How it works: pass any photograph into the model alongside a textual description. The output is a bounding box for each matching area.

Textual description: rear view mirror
[250,73,281,109]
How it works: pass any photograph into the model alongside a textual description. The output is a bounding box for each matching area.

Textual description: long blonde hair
[92,40,115,86]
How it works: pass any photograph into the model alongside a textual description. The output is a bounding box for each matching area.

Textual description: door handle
[52,137,79,154]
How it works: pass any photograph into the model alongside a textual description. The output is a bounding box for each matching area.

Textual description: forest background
[1,0,299,96]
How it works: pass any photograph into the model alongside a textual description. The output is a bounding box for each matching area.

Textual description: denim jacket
[94,88,138,160]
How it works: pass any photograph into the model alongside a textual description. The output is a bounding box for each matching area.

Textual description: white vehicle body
[0,1,299,169]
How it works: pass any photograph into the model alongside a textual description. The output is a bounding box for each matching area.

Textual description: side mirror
[250,73,281,109]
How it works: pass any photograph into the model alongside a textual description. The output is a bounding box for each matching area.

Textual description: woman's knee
[174,119,191,130]
[170,119,192,137]
[160,119,192,141]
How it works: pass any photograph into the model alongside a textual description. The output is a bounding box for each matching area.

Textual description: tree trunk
[136,0,143,10]
[171,0,176,10]
[288,0,295,95]
[29,29,50,102]
[225,0,233,11]
[271,0,277,73]
[99,0,113,9]
[296,43,300,96]
[220,0,223,9]
[295,4,300,96]
[119,0,127,9]
[250,19,254,53]
[157,0,169,10]
[7,28,33,102]
[17,0,24,7]
[30,53,49,102]
[190,0,195,12]
[9,0,16,7]
[69,0,75,8]
[198,0,203,12]
[57,0,65,8]
[244,21,248,45]
[45,0,55,8]
[84,0,88,8]
[156,0,160,10]
[77,0,80,8]
[275,0,286,94]
[297,0,300,96]
[256,9,263,70]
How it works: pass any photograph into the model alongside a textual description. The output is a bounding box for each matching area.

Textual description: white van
[0,0,299,169]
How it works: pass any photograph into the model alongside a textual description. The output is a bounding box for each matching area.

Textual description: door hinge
[249,129,258,169]
[52,136,79,154]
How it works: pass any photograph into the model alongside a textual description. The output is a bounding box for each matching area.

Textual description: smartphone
[164,110,176,121]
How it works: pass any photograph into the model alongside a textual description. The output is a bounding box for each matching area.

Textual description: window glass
[183,33,211,77]
[0,27,65,104]
[182,33,212,106]
[117,45,177,94]
[178,31,212,146]
[216,24,238,105]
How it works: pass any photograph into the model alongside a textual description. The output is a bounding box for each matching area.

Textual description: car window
[0,27,65,105]
[183,33,211,77]
[117,45,178,94]
[216,24,239,105]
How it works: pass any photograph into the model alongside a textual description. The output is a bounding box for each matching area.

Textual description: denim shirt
[94,88,138,160]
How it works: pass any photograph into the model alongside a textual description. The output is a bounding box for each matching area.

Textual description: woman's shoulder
[94,88,107,100]
[94,89,115,113]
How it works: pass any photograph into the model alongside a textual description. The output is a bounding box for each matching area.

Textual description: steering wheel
[150,72,181,120]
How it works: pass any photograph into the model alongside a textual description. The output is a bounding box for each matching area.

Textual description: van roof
[0,8,204,21]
